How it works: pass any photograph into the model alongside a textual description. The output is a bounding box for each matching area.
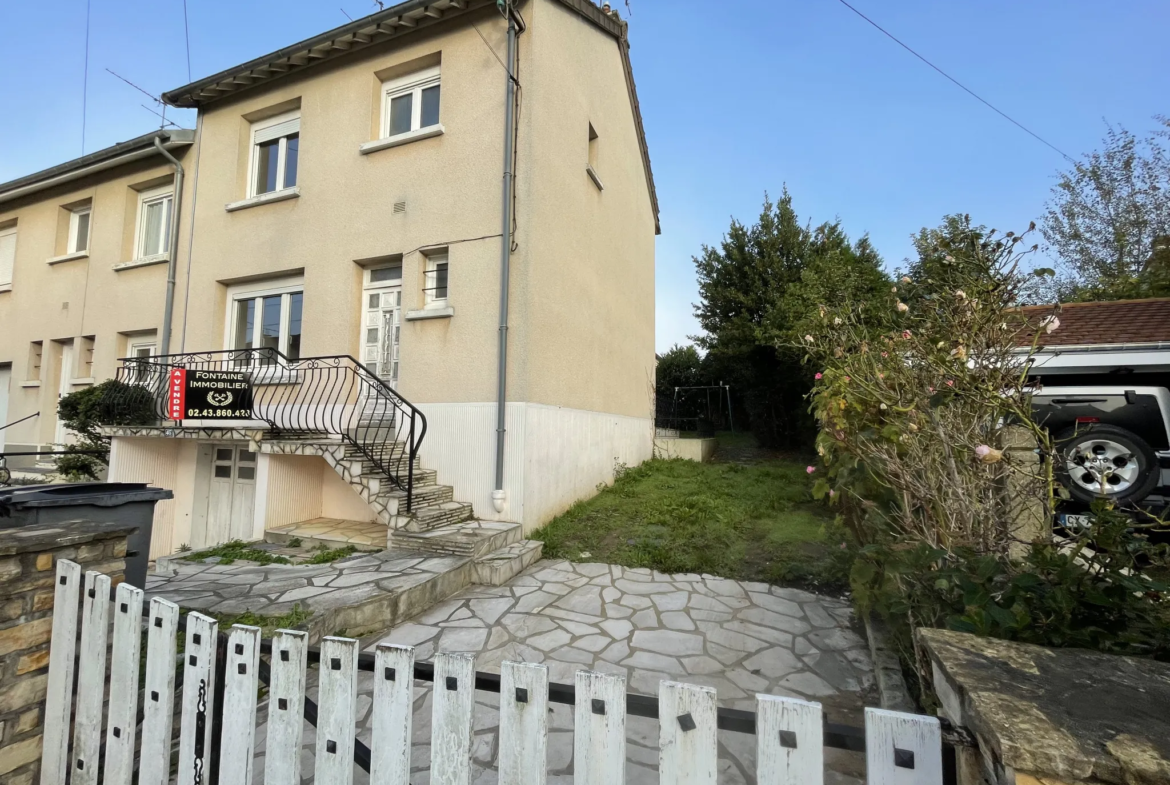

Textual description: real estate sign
[167,368,254,420]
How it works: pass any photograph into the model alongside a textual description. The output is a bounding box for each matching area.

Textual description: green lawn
[531,448,850,592]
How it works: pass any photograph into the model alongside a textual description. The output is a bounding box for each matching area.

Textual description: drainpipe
[492,9,519,514]
[153,135,184,357]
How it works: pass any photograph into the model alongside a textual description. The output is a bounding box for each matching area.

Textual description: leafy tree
[693,190,888,449]
[1043,118,1170,300]
[655,344,707,398]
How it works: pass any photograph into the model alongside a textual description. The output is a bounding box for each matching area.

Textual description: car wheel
[1055,424,1160,505]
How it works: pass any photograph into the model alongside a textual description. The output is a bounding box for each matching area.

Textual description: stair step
[400,501,474,532]
[390,520,522,558]
[472,540,544,586]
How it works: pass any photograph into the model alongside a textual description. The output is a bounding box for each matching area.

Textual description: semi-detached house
[0,0,658,558]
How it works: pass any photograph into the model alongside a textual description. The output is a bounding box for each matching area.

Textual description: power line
[181,0,192,81]
[81,0,92,154]
[831,0,1074,162]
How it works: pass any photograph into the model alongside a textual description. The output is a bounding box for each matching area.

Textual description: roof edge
[0,129,194,205]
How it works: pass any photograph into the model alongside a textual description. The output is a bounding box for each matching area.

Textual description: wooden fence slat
[218,625,262,785]
[573,670,627,785]
[138,598,180,785]
[430,651,477,785]
[39,558,81,785]
[265,629,309,785]
[371,644,415,785]
[70,570,111,785]
[659,680,718,785]
[102,582,144,785]
[755,694,824,785]
[316,636,359,785]
[177,612,219,785]
[864,708,942,785]
[499,661,549,785]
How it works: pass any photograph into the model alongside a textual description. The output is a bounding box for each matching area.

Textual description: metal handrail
[108,348,427,512]
[0,412,39,432]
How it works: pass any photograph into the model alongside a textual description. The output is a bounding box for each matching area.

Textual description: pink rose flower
[815,372,823,380]
[806,466,816,474]
[946,380,954,387]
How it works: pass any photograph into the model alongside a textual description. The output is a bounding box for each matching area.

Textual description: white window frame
[133,185,174,261]
[127,337,158,385]
[423,251,449,308]
[380,66,441,141]
[223,276,305,371]
[248,110,301,198]
[67,205,91,255]
[0,225,16,290]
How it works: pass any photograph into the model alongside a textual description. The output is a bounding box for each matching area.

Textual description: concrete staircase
[255,431,541,583]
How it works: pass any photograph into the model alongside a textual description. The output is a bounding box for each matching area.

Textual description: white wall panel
[416,402,526,524]
[107,436,181,557]
[523,403,651,531]
[262,453,324,530]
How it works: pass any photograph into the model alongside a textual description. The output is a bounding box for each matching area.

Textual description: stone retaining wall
[0,520,134,785]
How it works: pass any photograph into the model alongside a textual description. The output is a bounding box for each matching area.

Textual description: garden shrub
[56,378,157,480]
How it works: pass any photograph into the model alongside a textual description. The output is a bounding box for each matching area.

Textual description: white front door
[55,341,73,444]
[0,365,10,451]
[200,445,257,547]
[361,285,402,388]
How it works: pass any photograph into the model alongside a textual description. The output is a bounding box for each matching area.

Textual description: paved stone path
[246,559,874,784]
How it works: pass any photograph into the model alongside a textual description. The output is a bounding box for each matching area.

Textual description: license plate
[1061,514,1093,530]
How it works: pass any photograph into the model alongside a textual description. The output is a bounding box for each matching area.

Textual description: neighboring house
[0,130,195,463]
[1018,298,1170,377]
[0,0,659,557]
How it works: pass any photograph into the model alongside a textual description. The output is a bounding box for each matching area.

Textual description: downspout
[153,135,184,357]
[492,8,519,513]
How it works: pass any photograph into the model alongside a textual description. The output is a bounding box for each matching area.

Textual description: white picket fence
[40,562,945,784]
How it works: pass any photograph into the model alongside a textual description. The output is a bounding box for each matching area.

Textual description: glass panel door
[361,285,401,387]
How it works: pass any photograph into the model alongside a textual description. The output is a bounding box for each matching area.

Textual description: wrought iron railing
[108,348,427,512]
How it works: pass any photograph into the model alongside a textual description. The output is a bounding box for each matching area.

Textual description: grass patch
[211,604,313,636]
[531,456,852,591]
[182,539,291,566]
[303,544,360,564]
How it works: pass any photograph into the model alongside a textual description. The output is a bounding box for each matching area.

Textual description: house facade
[0,130,195,462]
[0,0,658,557]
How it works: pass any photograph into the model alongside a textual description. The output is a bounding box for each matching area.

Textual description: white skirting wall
[416,401,652,533]
[108,436,199,558]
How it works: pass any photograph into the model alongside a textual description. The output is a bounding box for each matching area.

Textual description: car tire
[1055,424,1160,505]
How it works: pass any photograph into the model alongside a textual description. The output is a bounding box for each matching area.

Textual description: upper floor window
[68,206,91,254]
[382,66,441,140]
[250,111,300,197]
[0,225,15,289]
[135,185,173,259]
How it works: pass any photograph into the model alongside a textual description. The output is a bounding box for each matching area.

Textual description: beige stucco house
[0,0,657,558]
[0,130,195,464]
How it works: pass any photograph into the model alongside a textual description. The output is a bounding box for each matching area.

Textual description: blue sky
[2,0,1168,352]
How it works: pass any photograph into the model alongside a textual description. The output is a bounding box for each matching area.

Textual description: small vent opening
[393,201,407,214]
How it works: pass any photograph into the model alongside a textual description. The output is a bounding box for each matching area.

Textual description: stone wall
[0,520,134,785]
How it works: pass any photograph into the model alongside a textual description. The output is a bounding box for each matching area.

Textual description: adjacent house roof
[0,129,195,206]
[160,0,659,233]
[1017,298,1170,348]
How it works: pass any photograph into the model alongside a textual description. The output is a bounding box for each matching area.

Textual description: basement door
[196,445,257,548]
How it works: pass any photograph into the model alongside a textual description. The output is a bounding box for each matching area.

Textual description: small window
[79,336,95,378]
[136,186,174,259]
[369,265,402,284]
[381,66,441,140]
[68,206,91,254]
[0,225,15,288]
[128,339,157,385]
[28,341,43,381]
[230,285,304,362]
[423,252,449,306]
[249,111,301,197]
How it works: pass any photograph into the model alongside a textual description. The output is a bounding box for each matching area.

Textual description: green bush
[55,379,157,480]
[853,504,1170,673]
